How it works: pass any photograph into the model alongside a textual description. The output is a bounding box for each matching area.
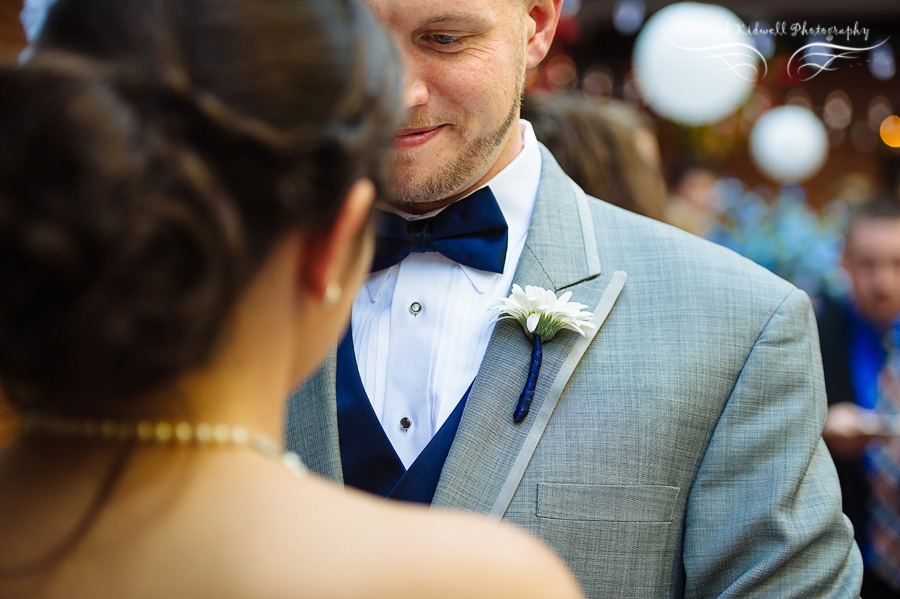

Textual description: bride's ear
[302,178,376,305]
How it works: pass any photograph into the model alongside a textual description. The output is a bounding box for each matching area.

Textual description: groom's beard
[384,81,523,208]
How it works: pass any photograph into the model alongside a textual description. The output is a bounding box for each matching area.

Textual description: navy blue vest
[336,331,469,504]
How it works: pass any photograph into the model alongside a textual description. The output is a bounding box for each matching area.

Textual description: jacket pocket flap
[536,483,680,522]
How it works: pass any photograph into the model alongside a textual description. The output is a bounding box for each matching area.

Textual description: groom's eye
[430,34,459,44]
[421,33,465,51]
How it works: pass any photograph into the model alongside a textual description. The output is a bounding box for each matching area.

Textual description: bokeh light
[869,43,896,81]
[582,64,615,99]
[613,0,646,36]
[803,34,834,70]
[750,21,776,59]
[750,106,829,182]
[546,55,578,91]
[785,88,814,110]
[823,90,852,130]
[880,116,900,148]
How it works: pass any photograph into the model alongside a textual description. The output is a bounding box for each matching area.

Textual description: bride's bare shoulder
[0,450,583,598]
[238,469,584,599]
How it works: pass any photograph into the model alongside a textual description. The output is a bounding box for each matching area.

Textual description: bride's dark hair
[0,0,402,412]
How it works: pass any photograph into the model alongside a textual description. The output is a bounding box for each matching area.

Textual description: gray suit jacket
[286,147,862,598]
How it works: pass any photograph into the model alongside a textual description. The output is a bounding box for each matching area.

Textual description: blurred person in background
[522,94,667,221]
[820,196,900,599]
[0,0,584,597]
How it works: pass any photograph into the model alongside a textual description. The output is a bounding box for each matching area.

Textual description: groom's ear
[524,0,563,68]
[302,178,376,302]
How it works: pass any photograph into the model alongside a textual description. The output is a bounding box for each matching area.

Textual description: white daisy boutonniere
[491,284,595,423]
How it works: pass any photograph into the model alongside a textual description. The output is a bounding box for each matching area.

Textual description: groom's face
[365,0,531,211]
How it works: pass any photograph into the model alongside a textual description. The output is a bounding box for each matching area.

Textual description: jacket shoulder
[585,195,798,305]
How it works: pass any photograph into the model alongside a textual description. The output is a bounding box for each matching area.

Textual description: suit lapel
[433,147,626,515]
[284,351,343,483]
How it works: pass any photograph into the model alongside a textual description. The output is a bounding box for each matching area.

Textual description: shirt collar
[365,120,542,301]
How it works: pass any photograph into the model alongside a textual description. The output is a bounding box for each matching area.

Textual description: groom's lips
[393,124,446,151]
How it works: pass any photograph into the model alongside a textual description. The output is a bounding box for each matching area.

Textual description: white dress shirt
[351,121,542,468]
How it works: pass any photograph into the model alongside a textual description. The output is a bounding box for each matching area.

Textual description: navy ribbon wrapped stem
[514,334,543,423]
[371,186,508,274]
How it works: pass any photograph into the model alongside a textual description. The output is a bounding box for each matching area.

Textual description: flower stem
[513,334,542,423]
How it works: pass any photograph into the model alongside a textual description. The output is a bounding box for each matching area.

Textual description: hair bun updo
[0,0,402,412]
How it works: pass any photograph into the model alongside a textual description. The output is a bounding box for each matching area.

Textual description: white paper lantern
[749,106,829,182]
[633,3,760,126]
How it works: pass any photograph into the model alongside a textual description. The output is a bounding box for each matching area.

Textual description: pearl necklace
[20,415,307,477]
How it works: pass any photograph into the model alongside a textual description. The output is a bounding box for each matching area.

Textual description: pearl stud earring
[322,282,343,309]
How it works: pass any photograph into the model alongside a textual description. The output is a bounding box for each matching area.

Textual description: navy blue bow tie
[371,187,508,273]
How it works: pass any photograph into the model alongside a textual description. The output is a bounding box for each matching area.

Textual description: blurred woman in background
[522,93,668,221]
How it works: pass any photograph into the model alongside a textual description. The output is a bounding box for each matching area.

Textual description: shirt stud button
[400,417,412,430]
[409,302,422,315]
